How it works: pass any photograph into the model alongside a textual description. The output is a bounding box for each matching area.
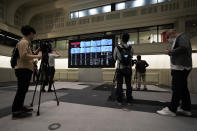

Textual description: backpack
[117,45,132,66]
[10,46,19,68]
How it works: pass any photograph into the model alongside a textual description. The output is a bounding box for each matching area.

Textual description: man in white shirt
[41,47,61,92]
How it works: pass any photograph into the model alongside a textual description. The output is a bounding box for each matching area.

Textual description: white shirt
[170,33,191,71]
[48,53,60,67]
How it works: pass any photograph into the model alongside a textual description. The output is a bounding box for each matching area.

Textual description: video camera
[132,59,137,65]
[39,40,52,54]
[33,40,53,62]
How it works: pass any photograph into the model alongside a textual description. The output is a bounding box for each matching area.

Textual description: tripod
[133,69,138,89]
[30,59,59,116]
[108,70,117,101]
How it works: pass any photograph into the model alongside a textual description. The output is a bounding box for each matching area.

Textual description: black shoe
[41,89,46,92]
[117,101,123,106]
[127,99,133,105]
[127,97,134,105]
[117,99,123,105]
[48,89,54,92]
[12,112,32,120]
[143,87,148,91]
[22,106,33,112]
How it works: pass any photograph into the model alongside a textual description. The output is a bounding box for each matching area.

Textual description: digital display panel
[68,36,115,68]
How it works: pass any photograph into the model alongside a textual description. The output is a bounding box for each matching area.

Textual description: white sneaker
[177,107,192,117]
[157,107,176,117]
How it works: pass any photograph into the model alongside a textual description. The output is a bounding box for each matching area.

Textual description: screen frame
[68,35,116,68]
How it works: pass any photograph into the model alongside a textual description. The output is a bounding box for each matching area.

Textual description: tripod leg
[108,70,117,101]
[136,75,138,89]
[52,83,59,106]
[37,84,43,116]
[30,81,38,107]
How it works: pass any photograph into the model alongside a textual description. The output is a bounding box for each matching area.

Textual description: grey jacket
[168,33,192,68]
[113,44,134,69]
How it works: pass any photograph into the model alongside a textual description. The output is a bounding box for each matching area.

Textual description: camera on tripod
[33,40,52,59]
[31,39,59,116]
[39,40,52,61]
[132,59,137,65]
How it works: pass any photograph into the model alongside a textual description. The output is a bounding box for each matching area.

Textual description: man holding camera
[113,33,134,104]
[135,55,149,91]
[12,26,42,119]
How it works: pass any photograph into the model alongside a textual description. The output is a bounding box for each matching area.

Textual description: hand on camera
[37,54,42,59]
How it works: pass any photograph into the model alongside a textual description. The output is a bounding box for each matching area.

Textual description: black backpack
[117,45,132,66]
[10,46,19,68]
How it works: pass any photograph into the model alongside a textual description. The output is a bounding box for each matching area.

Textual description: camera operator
[135,55,149,91]
[12,26,42,119]
[113,33,134,105]
[41,46,61,92]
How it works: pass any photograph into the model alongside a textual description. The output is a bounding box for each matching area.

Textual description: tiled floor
[0,82,196,131]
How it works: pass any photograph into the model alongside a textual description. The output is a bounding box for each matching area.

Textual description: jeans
[12,69,32,112]
[116,68,133,102]
[137,72,147,88]
[168,69,191,112]
[48,66,55,90]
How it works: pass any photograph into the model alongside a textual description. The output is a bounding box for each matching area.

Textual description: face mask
[167,38,175,43]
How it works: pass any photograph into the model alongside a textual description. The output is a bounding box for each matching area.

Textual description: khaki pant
[137,72,147,89]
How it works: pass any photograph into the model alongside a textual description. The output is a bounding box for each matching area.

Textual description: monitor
[68,36,115,68]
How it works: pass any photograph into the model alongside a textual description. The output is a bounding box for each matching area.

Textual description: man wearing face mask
[157,29,192,117]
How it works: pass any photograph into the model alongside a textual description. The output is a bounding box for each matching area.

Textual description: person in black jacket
[135,55,149,91]
[157,29,192,117]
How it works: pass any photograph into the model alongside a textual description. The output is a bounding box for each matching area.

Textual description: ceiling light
[89,8,99,15]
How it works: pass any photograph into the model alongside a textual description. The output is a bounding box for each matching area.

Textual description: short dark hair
[121,33,130,43]
[21,25,36,36]
[137,55,141,60]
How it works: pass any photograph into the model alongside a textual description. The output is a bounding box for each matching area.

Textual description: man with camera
[12,26,42,119]
[41,46,61,92]
[113,33,134,105]
[135,55,149,91]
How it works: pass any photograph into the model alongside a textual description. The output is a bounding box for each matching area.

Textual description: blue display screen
[95,40,101,46]
[101,46,112,52]
[71,48,75,54]
[91,41,97,47]
[86,48,91,53]
[69,36,115,68]
[80,41,86,47]
[96,47,101,52]
[80,48,86,53]
[72,39,112,54]
[101,39,112,46]
[86,41,91,47]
